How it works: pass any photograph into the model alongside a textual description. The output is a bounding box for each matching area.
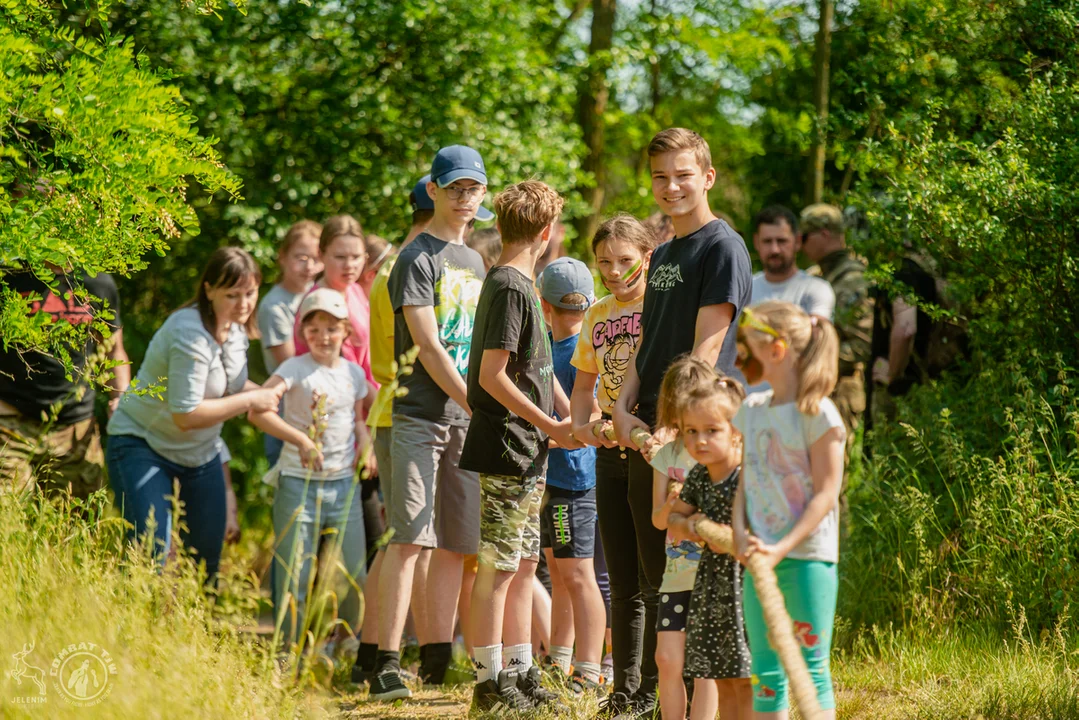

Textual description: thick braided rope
[595,421,824,720]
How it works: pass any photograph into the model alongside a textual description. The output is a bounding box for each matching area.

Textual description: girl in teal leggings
[731,302,846,718]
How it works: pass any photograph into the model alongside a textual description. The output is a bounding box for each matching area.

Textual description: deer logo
[8,642,47,697]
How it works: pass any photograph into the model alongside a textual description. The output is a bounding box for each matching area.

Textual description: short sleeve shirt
[751,270,836,320]
[548,333,596,491]
[0,270,121,425]
[460,266,554,478]
[636,220,752,425]
[108,307,248,468]
[731,391,846,563]
[293,282,376,392]
[257,283,307,375]
[571,294,643,416]
[274,355,368,480]
[388,233,486,426]
[650,439,703,593]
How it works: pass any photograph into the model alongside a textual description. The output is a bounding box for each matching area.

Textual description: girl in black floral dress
[666,361,752,719]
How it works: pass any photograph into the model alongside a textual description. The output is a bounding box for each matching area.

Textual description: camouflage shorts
[478,473,544,572]
[0,414,106,500]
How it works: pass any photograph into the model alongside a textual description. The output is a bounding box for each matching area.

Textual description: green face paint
[622,257,644,287]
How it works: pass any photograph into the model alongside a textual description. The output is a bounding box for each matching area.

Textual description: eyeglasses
[444,185,485,202]
[738,307,782,340]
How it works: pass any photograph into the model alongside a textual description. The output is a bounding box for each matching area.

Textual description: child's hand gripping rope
[604,424,826,720]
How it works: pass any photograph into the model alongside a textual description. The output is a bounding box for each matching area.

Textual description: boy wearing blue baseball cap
[371,148,490,700]
[536,258,609,693]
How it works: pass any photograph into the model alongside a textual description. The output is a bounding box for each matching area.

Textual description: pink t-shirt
[293,282,378,393]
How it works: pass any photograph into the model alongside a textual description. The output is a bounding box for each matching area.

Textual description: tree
[574,0,616,245]
[807,0,832,203]
[0,0,239,357]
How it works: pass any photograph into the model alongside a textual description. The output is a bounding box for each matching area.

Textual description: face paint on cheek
[623,258,644,288]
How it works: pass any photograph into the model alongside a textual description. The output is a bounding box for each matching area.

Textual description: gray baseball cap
[539,257,594,310]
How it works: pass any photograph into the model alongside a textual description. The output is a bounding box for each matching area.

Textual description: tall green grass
[842,353,1079,632]
[0,491,330,719]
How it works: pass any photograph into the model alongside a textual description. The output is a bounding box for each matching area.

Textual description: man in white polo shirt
[750,204,835,320]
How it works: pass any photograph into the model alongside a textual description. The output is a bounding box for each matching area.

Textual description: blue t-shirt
[548,333,597,491]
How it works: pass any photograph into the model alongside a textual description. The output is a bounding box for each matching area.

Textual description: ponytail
[796,317,839,415]
[743,301,840,416]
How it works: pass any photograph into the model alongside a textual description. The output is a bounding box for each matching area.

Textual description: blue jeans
[272,474,368,647]
[106,434,226,580]
[264,433,284,469]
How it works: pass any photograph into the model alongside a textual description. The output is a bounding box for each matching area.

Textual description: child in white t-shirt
[248,288,372,649]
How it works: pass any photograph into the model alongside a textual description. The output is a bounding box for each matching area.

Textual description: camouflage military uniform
[0,414,106,499]
[478,473,545,572]
[815,248,873,450]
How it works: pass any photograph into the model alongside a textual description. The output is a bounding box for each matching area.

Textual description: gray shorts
[388,414,479,554]
[373,427,394,515]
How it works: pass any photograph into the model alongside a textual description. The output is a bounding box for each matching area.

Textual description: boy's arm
[692,302,735,367]
[479,349,580,449]
[402,304,470,415]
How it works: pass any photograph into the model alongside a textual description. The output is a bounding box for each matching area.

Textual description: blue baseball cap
[539,257,595,311]
[409,175,434,211]
[431,145,488,188]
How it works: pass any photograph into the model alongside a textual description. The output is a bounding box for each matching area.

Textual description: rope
[592,421,824,720]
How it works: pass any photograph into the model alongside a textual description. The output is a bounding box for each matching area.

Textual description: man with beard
[749,205,835,320]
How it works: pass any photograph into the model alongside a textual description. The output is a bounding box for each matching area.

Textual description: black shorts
[539,486,597,559]
[657,590,692,633]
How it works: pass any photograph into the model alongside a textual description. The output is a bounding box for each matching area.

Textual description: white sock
[577,660,602,683]
[473,644,502,684]
[549,645,573,675]
[503,643,533,672]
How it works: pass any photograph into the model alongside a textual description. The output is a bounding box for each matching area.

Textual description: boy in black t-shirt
[460,181,582,713]
[607,128,752,717]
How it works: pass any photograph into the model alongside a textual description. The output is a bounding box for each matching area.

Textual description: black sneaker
[368,667,412,701]
[568,670,602,695]
[471,668,535,715]
[517,665,558,708]
[349,663,371,685]
[613,690,657,720]
[595,690,633,719]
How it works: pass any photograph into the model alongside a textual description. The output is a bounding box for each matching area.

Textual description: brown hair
[194,246,262,339]
[548,292,590,318]
[591,213,659,255]
[743,300,839,415]
[647,128,712,173]
[364,233,394,271]
[642,212,675,245]
[466,227,502,268]
[493,180,565,245]
[279,219,322,257]
[319,214,364,255]
[657,355,745,432]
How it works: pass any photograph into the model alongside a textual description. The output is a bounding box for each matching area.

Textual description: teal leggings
[743,559,837,712]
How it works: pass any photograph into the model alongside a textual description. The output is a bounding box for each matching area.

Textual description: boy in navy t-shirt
[537,258,608,691]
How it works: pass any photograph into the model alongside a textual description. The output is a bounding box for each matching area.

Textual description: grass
[3,491,1077,719]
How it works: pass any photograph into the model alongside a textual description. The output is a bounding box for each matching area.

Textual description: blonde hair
[745,300,839,415]
[657,355,745,432]
[280,219,322,256]
[493,180,565,245]
[647,128,712,174]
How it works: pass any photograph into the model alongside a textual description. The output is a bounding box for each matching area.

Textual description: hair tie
[718,379,727,388]
[810,316,820,327]
[371,244,393,268]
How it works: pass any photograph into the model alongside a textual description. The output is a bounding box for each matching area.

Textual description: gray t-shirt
[388,233,485,426]
[108,307,249,467]
[257,283,306,374]
[274,354,368,480]
[750,270,835,320]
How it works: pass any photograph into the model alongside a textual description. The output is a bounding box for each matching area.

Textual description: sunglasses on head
[738,307,783,341]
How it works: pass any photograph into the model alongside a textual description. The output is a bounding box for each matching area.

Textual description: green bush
[842,351,1079,631]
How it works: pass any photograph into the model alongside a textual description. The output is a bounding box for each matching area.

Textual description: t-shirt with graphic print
[388,233,485,426]
[650,438,704,593]
[732,391,846,563]
[635,219,752,426]
[571,293,643,416]
[460,265,554,479]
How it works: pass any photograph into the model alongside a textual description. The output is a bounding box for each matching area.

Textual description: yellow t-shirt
[367,258,397,428]
[570,294,644,416]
